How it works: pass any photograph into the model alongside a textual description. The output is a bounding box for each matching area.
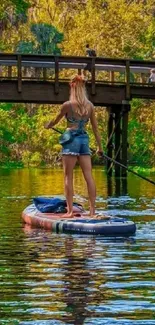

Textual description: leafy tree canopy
[16,23,64,54]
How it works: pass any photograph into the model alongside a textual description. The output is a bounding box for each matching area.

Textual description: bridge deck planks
[0,80,155,105]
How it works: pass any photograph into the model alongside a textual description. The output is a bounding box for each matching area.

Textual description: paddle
[101,153,155,186]
[51,127,155,186]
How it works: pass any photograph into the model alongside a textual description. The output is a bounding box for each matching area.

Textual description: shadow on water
[0,167,155,324]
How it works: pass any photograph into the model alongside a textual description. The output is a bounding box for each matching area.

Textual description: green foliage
[0,103,14,111]
[0,0,29,23]
[132,166,155,175]
[0,107,15,162]
[16,41,35,53]
[0,100,154,167]
[31,23,64,54]
[17,23,64,54]
[11,0,30,14]
[128,99,155,166]
[22,150,42,167]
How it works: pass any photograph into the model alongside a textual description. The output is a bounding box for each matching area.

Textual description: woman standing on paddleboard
[45,75,103,217]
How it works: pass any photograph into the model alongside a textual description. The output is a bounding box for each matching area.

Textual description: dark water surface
[0,167,155,325]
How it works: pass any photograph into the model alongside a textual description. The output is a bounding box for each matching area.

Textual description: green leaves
[16,23,64,54]
[31,23,64,54]
[11,0,30,14]
[16,41,36,53]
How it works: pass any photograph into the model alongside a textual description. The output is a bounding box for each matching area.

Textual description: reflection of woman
[63,237,95,325]
[45,75,103,217]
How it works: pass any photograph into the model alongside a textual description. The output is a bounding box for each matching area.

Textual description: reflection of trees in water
[107,176,128,197]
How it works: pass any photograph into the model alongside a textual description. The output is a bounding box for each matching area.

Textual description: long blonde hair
[69,75,89,116]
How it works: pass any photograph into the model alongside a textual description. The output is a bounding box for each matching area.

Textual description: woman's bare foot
[82,212,96,218]
[62,212,74,218]
[90,209,95,217]
[90,214,100,218]
[93,214,111,219]
[89,213,111,219]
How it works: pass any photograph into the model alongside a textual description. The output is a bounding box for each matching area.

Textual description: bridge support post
[107,107,114,176]
[114,110,121,177]
[106,102,130,178]
[121,101,130,177]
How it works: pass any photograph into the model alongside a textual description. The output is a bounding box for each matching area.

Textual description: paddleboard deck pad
[22,204,136,236]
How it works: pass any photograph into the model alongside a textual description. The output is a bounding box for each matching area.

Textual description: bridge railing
[0,53,155,97]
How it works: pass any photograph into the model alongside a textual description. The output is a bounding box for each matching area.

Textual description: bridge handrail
[0,52,155,66]
[0,53,155,98]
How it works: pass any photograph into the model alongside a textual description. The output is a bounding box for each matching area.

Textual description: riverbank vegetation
[0,0,155,168]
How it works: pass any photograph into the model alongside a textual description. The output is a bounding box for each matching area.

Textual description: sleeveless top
[66,102,89,133]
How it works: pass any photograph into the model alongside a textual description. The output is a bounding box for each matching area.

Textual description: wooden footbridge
[0,53,155,176]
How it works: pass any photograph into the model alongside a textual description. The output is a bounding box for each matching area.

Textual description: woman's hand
[96,148,103,157]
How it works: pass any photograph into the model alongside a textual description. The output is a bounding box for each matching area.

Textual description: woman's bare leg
[78,155,96,216]
[62,155,77,217]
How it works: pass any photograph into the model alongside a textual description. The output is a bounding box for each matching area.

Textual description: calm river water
[0,167,155,325]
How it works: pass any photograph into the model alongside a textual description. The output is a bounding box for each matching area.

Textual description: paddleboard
[22,204,136,236]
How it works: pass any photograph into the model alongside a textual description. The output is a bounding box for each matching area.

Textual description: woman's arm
[90,108,103,153]
[44,103,68,129]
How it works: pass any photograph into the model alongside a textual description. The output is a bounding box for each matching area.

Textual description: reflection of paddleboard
[22,204,136,236]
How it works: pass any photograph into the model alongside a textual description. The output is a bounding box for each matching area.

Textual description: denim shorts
[61,132,91,156]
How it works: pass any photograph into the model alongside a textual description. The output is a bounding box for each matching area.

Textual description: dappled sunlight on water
[0,167,155,325]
